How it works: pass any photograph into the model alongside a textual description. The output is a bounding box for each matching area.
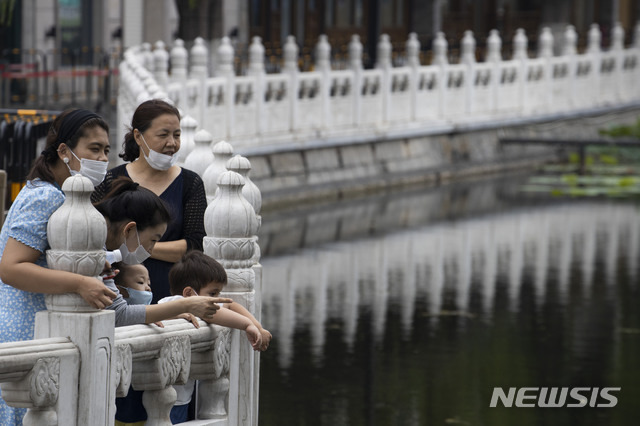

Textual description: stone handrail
[117,22,640,156]
[114,319,232,424]
[0,337,79,425]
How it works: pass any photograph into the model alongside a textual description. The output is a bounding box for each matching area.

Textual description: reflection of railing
[260,200,639,369]
[118,22,640,154]
[0,155,263,424]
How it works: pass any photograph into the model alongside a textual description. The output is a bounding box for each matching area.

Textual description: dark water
[256,176,640,426]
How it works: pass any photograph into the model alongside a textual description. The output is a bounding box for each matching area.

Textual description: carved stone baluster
[153,41,169,87]
[203,170,261,425]
[36,175,115,424]
[170,39,188,83]
[135,336,191,426]
[226,155,262,266]
[190,37,209,79]
[432,31,448,66]
[192,328,232,419]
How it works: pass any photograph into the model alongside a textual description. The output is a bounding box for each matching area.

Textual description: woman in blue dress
[0,109,118,424]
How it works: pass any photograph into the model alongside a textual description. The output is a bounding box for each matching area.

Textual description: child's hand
[245,324,262,351]
[152,321,165,328]
[177,313,200,328]
[259,329,272,351]
[101,260,113,276]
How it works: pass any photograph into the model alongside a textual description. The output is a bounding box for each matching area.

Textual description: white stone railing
[118,22,640,155]
[113,319,232,424]
[0,162,263,425]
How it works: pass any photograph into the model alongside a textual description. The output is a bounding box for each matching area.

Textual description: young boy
[161,250,272,423]
[114,263,153,305]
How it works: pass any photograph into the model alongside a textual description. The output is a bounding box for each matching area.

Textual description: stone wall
[249,105,640,210]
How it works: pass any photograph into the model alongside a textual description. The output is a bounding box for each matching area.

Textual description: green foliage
[599,117,640,138]
[522,138,640,198]
[600,154,618,165]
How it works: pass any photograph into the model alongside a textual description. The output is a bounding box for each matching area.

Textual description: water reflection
[257,180,640,426]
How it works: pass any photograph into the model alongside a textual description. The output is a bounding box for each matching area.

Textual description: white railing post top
[192,36,208,55]
[612,22,625,50]
[538,27,554,58]
[153,40,170,87]
[433,31,449,65]
[486,29,502,62]
[195,128,214,144]
[46,175,107,312]
[171,38,187,58]
[227,155,262,215]
[184,129,215,176]
[204,170,259,238]
[562,25,577,55]
[348,34,364,70]
[154,41,169,67]
[513,28,528,60]
[153,89,170,101]
[249,35,266,75]
[587,23,602,54]
[181,114,198,130]
[178,114,198,163]
[170,38,188,79]
[47,176,106,255]
[141,42,154,70]
[203,167,260,284]
[212,139,234,155]
[203,140,234,203]
[461,30,476,64]
[376,33,392,69]
[315,34,331,72]
[190,37,209,78]
[217,36,235,77]
[284,35,299,73]
[406,32,421,67]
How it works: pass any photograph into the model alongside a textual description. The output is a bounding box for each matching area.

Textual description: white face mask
[140,134,179,171]
[122,287,153,305]
[119,228,151,265]
[65,149,109,187]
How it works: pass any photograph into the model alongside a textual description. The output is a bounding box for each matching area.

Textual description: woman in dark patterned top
[92,99,207,304]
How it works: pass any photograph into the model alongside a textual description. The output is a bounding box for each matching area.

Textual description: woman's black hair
[27,108,109,183]
[120,99,181,162]
[93,176,172,231]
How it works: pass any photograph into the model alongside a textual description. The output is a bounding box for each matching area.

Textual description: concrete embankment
[243,104,640,211]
